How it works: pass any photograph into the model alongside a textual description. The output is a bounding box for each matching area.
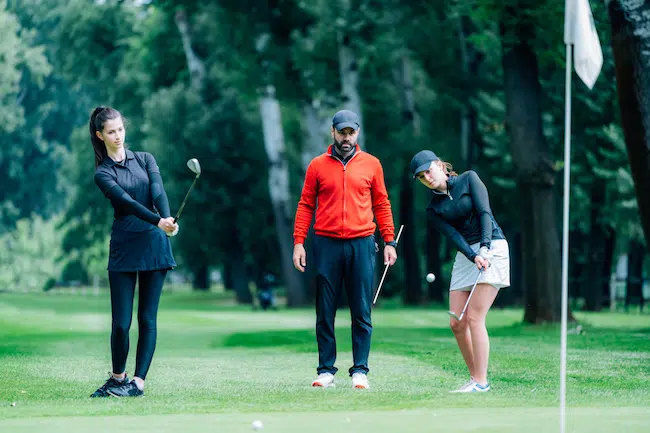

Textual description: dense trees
[0,0,646,322]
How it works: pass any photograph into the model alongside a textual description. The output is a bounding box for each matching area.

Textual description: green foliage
[0,0,645,303]
[52,0,137,101]
[0,215,64,291]
[59,127,113,281]
[0,0,65,231]
[141,81,278,274]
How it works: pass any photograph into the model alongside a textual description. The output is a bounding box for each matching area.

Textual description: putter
[447,268,484,321]
[174,158,201,223]
[372,224,404,305]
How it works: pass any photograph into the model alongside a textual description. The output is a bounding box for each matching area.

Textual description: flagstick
[560,42,573,433]
[372,225,404,305]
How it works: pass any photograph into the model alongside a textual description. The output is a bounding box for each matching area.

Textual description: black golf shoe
[107,380,144,397]
[90,374,129,398]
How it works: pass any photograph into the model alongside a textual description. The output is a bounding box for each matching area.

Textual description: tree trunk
[625,238,645,311]
[337,0,363,145]
[301,100,328,302]
[174,8,210,294]
[607,1,650,251]
[192,263,209,291]
[394,52,422,305]
[427,214,445,303]
[400,160,421,305]
[501,12,569,323]
[227,226,253,304]
[302,100,328,170]
[583,181,608,311]
[601,227,616,309]
[174,9,205,91]
[259,85,307,307]
[458,15,483,169]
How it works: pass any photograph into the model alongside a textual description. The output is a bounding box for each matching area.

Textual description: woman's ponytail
[89,106,121,169]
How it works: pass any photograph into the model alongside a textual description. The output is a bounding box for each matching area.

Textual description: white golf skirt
[449,239,511,291]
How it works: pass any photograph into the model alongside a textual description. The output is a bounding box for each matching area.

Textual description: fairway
[1,292,648,432]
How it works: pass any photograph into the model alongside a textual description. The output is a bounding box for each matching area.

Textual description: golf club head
[447,310,461,320]
[187,158,201,177]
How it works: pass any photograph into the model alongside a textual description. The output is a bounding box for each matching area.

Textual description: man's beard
[334,138,354,154]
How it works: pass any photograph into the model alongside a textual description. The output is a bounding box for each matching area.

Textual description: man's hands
[293,243,307,272]
[384,245,397,266]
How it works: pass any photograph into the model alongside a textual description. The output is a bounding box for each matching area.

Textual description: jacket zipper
[330,151,360,238]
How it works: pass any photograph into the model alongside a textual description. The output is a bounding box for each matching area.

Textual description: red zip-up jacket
[293,144,395,244]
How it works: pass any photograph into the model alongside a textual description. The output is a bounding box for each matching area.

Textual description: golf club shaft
[372,224,404,305]
[458,268,484,320]
[174,176,198,223]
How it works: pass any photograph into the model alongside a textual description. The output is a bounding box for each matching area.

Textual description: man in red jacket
[292,109,397,390]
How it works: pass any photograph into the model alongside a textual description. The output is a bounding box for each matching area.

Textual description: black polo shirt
[427,170,506,261]
[94,149,161,233]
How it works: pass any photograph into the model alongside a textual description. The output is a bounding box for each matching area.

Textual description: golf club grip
[174,177,198,223]
[372,224,405,305]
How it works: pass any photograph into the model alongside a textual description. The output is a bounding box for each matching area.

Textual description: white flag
[564,0,603,89]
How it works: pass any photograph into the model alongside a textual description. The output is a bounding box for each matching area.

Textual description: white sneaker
[450,379,491,393]
[351,372,369,389]
[449,378,476,393]
[312,373,335,388]
[467,382,490,392]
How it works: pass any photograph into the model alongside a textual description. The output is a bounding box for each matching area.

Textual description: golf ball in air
[426,273,436,283]
[252,420,264,430]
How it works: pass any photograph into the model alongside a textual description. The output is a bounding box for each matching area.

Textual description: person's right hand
[474,255,489,270]
[293,244,306,272]
[158,217,178,234]
[166,224,180,237]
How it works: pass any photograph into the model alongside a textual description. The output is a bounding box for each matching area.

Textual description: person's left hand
[384,245,397,266]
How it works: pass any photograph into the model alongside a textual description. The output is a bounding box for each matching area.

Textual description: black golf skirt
[108,227,176,272]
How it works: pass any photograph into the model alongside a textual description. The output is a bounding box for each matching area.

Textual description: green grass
[0,292,648,432]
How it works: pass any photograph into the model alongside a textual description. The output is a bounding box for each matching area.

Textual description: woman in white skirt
[410,150,510,393]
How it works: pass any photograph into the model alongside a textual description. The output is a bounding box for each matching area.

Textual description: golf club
[174,158,201,223]
[372,224,404,305]
[447,268,484,321]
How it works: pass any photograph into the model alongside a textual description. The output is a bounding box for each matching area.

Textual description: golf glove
[166,226,179,237]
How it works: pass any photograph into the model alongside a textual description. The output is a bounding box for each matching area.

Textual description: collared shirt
[330,145,356,164]
[426,170,505,261]
[94,149,160,232]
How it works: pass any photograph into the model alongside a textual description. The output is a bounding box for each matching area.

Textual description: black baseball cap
[409,150,440,178]
[332,110,360,131]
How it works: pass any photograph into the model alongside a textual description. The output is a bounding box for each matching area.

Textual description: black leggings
[108,269,167,380]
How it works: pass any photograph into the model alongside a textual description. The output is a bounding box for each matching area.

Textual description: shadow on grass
[220,322,650,354]
[0,331,101,357]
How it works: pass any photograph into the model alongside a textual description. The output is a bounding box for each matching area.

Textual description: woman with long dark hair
[89,106,177,398]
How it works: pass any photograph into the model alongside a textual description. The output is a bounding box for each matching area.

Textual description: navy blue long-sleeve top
[94,150,171,233]
[426,170,505,262]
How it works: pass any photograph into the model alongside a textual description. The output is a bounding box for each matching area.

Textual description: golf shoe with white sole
[351,372,369,389]
[312,373,335,388]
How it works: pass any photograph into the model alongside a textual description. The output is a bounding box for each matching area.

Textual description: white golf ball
[426,273,436,283]
[252,420,264,430]
[10,402,16,407]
